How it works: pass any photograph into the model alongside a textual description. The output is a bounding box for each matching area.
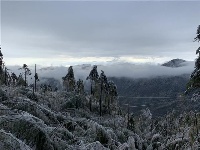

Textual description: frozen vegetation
[0,85,200,150]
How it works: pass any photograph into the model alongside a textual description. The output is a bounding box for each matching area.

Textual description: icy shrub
[18,87,30,95]
[96,129,109,145]
[0,114,54,150]
[0,112,74,150]
[86,141,109,150]
[27,91,38,101]
[0,129,31,150]
[63,94,85,110]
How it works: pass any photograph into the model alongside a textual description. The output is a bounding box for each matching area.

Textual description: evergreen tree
[128,114,135,131]
[107,81,118,113]
[0,46,2,58]
[19,64,31,87]
[34,64,39,92]
[0,47,9,86]
[0,46,3,70]
[76,79,84,95]
[11,72,18,85]
[4,68,10,86]
[86,65,99,111]
[0,47,4,82]
[194,25,200,42]
[186,25,200,97]
[62,66,75,92]
[87,65,99,95]
[17,73,26,86]
[99,70,108,116]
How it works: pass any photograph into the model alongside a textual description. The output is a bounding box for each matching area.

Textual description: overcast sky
[1,1,200,66]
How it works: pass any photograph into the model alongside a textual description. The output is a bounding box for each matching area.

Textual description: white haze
[7,61,195,83]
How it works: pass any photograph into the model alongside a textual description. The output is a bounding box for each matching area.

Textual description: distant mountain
[161,59,187,68]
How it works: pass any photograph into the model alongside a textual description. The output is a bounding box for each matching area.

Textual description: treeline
[0,48,118,116]
[0,51,39,90]
[62,65,118,116]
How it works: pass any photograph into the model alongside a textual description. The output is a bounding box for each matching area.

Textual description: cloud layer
[7,61,194,84]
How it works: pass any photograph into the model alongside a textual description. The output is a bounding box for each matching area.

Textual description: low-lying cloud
[7,61,194,84]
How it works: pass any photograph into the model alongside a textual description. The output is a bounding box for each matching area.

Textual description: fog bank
[6,61,194,83]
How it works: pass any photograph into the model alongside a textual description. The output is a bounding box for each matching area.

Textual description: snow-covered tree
[0,47,4,84]
[107,81,118,114]
[4,67,10,86]
[0,48,11,86]
[186,25,200,99]
[11,72,18,85]
[62,66,75,92]
[86,65,99,111]
[76,79,84,95]
[0,46,3,74]
[19,64,31,87]
[99,70,108,116]
[34,64,39,92]
[87,65,99,95]
[17,73,26,86]
[194,25,200,42]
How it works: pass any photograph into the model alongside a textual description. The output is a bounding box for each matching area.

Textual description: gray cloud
[1,1,200,64]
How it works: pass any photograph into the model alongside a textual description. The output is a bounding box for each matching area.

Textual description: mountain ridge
[161,58,187,68]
